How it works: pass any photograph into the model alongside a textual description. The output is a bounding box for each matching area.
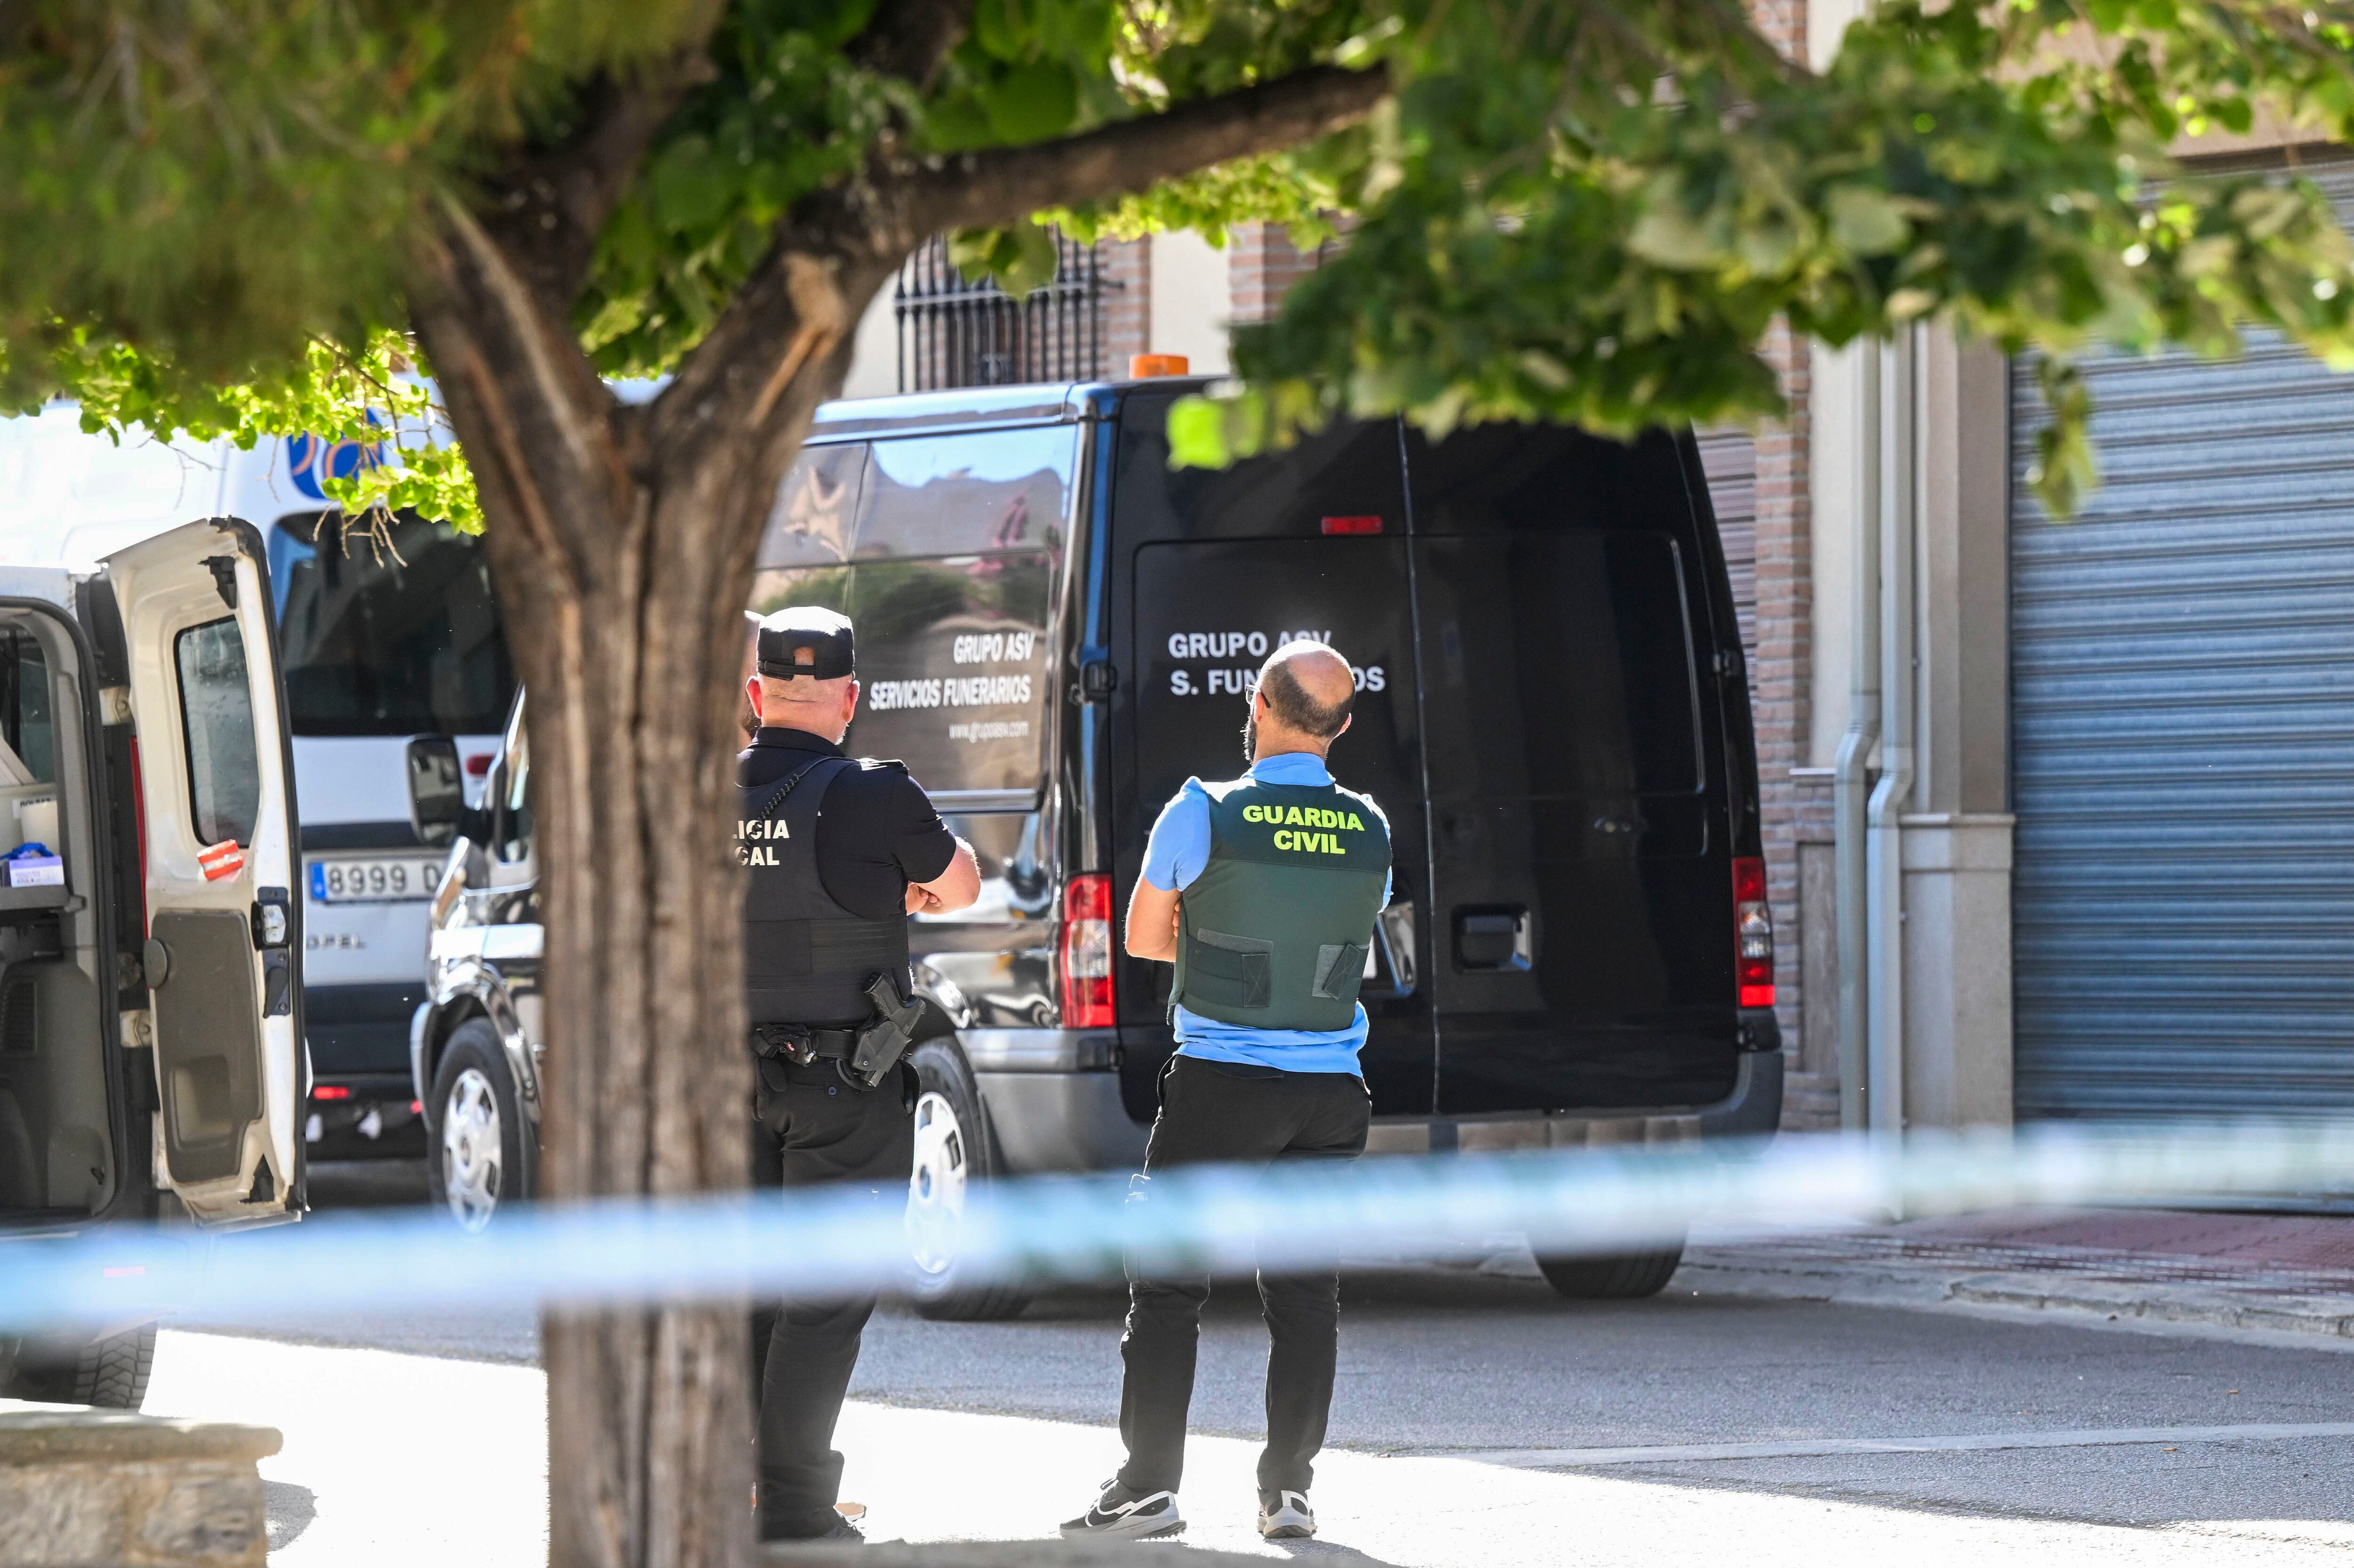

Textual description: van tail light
[1059,872,1116,1029]
[1733,855,1774,1009]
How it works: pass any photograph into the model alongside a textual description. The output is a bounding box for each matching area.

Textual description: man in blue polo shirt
[1062,639,1389,1545]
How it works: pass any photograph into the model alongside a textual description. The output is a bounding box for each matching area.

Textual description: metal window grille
[895,233,1112,392]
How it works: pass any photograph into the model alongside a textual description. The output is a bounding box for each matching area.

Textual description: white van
[0,519,306,1408]
[0,408,514,1154]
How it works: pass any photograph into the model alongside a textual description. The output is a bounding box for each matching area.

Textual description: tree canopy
[9,0,2354,521]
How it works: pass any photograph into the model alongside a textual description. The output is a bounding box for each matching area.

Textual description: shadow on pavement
[264,1479,317,1551]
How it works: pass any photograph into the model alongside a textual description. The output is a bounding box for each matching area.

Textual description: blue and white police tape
[9,1119,2354,1333]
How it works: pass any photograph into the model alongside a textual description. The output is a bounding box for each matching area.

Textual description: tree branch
[852,0,974,93]
[647,61,1389,483]
[896,62,1390,242]
[476,19,725,311]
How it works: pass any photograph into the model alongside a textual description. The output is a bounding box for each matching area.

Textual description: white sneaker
[1258,1489,1315,1539]
[1060,1478,1185,1539]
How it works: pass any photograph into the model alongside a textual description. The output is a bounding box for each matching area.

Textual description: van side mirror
[406,736,465,848]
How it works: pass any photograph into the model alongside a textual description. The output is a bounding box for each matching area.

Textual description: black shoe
[1258,1488,1315,1540]
[1060,1477,1184,1539]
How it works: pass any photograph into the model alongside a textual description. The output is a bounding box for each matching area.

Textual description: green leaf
[1826,185,1911,257]
[981,60,1080,145]
[648,137,732,233]
[1166,395,1233,469]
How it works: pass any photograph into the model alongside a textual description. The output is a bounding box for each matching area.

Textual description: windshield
[268,512,516,737]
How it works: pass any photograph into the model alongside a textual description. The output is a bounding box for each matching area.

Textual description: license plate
[308,855,441,903]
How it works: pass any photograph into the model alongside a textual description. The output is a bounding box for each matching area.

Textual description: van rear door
[1403,426,1740,1117]
[1110,394,1435,1116]
[102,520,303,1224]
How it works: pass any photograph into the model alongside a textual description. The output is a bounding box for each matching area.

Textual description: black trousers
[748,1059,914,1541]
[1117,1055,1370,1497]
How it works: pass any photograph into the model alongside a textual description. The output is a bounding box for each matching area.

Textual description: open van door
[103,519,303,1225]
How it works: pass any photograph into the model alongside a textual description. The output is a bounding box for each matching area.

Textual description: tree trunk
[411,206,880,1568]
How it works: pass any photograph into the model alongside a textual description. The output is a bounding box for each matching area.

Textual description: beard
[1240,707,1256,767]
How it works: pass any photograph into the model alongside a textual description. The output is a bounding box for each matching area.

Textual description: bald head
[1251,640,1356,757]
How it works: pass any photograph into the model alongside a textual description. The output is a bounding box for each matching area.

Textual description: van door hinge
[99,685,132,725]
[1712,648,1743,681]
[1077,659,1117,703]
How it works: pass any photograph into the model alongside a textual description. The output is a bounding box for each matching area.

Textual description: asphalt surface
[205,1158,2354,1544]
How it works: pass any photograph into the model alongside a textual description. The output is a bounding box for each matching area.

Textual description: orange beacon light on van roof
[1129,354,1190,378]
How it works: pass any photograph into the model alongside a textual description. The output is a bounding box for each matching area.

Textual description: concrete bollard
[0,1408,279,1568]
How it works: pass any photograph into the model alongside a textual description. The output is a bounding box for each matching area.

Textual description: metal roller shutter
[2012,164,2354,1117]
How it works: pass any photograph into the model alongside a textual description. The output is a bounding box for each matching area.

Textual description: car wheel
[428,1019,532,1231]
[1532,1242,1686,1300]
[904,1039,1030,1322]
[7,1321,157,1408]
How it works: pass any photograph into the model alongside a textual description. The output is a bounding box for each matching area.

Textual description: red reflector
[1320,515,1383,535]
[313,1085,351,1101]
[410,1100,424,1115]
[465,753,492,777]
[1740,984,1777,1009]
[1059,872,1116,1029]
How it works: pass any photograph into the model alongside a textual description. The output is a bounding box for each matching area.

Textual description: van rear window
[268,512,517,738]
[175,618,261,847]
[1417,532,1702,798]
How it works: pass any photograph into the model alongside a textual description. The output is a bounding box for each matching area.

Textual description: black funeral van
[411,377,1781,1313]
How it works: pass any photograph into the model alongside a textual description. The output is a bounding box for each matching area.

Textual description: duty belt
[747,1022,860,1066]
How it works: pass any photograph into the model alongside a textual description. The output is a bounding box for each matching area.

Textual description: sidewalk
[1670,1207,2354,1343]
[117,1329,2354,1566]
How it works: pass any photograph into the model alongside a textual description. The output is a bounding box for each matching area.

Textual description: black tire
[8,1321,158,1408]
[1533,1242,1686,1300]
[904,1038,1030,1322]
[427,1019,532,1230]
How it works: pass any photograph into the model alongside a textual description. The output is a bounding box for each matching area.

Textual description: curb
[764,1542,1274,1567]
[1675,1250,2354,1343]
[0,1403,281,1568]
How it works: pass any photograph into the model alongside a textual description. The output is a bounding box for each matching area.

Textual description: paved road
[183,1158,2354,1556]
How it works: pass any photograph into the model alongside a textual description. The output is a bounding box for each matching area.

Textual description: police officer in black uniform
[739,606,980,1543]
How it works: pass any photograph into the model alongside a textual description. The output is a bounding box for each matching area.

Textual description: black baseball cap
[756,606,855,680]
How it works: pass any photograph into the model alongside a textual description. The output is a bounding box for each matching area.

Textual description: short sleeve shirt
[737,727,957,919]
[1140,751,1390,1076]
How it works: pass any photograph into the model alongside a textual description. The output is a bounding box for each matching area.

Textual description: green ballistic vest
[1172,775,1392,1031]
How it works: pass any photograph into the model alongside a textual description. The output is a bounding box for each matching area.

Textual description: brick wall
[1755,324,1834,1129]
[1741,0,1832,1129]
[1097,237,1152,377]
[1225,221,1330,326]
